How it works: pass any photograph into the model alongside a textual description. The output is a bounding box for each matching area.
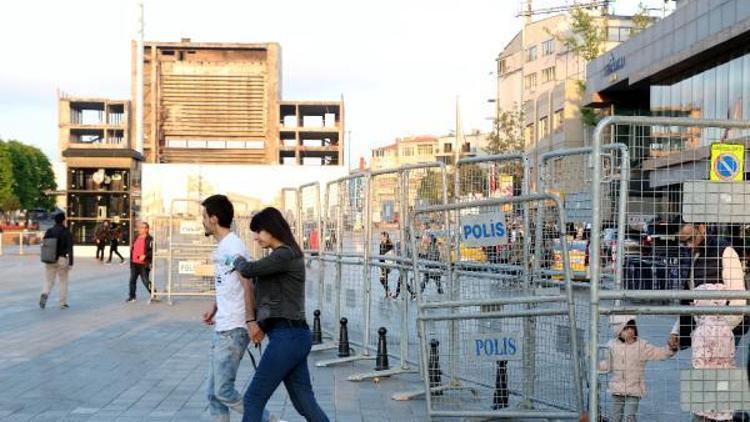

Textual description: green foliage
[549,6,606,62]
[0,139,56,212]
[580,107,602,127]
[417,170,451,204]
[486,106,526,155]
[631,3,653,35]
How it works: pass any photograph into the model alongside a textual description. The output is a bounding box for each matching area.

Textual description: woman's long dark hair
[250,207,303,256]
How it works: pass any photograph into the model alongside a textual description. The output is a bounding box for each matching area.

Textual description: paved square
[0,255,428,421]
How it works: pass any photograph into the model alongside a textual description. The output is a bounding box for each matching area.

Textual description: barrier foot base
[349,366,417,382]
[391,382,479,401]
[316,353,371,367]
[311,341,337,353]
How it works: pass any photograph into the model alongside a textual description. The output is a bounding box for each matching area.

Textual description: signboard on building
[460,211,508,247]
[710,143,744,182]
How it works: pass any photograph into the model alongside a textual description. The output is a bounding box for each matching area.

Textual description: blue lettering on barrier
[473,337,519,358]
[462,222,508,240]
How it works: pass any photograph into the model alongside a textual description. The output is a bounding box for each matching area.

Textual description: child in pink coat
[599,315,678,422]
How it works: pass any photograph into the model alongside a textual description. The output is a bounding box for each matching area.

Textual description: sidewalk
[0,255,428,422]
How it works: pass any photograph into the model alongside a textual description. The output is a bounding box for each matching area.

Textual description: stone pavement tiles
[0,255,428,421]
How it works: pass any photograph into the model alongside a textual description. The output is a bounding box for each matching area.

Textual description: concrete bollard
[428,338,443,396]
[0,232,3,256]
[19,230,25,256]
[312,309,323,345]
[375,327,389,371]
[337,317,350,358]
[492,360,509,409]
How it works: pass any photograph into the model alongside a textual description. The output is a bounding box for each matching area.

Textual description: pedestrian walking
[233,207,329,422]
[126,222,155,303]
[378,232,393,297]
[598,315,676,422]
[200,195,274,422]
[39,212,74,309]
[95,220,109,262]
[391,237,416,301]
[106,224,125,264]
[419,233,443,295]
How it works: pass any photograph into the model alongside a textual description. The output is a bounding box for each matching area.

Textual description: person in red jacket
[127,222,154,303]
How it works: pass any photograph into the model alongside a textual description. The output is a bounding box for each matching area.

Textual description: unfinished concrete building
[132,39,344,165]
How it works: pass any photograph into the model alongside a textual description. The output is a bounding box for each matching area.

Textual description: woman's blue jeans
[242,326,329,422]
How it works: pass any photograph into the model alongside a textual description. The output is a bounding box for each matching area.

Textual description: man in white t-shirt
[200,195,274,422]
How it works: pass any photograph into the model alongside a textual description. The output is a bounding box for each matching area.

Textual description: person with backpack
[107,224,125,264]
[39,213,74,309]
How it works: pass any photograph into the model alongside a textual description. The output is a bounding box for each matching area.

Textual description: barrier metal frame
[411,193,584,420]
[588,116,750,421]
[315,172,373,360]
[348,162,450,383]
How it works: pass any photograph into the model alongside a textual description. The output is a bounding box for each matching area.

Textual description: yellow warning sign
[710,143,745,182]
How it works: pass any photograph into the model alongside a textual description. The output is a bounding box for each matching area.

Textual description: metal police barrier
[280,187,300,243]
[0,230,43,256]
[536,143,630,409]
[316,172,374,365]
[151,199,253,305]
[401,153,537,404]
[411,194,583,420]
[588,116,750,421]
[348,162,450,384]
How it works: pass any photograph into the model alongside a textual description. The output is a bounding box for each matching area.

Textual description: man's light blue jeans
[208,327,271,422]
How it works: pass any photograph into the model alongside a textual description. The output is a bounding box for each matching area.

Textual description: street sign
[460,211,508,248]
[710,143,744,182]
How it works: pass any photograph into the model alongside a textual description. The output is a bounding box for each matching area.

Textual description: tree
[631,3,654,36]
[549,6,605,62]
[0,144,19,214]
[546,6,607,127]
[0,139,57,212]
[486,106,526,155]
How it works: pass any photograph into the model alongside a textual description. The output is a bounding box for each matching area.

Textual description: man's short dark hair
[141,221,149,229]
[201,195,233,229]
[54,213,66,224]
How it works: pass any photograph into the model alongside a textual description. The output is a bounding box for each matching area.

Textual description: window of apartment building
[542,39,555,56]
[541,66,556,83]
[498,59,508,75]
[417,144,433,156]
[443,143,452,153]
[524,73,537,91]
[525,45,537,62]
[402,146,414,157]
[607,26,631,42]
[538,117,550,139]
[553,109,563,133]
[524,123,535,146]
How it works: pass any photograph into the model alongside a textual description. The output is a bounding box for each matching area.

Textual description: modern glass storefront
[67,167,132,245]
[649,51,750,155]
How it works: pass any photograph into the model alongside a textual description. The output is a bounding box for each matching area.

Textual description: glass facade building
[648,52,750,156]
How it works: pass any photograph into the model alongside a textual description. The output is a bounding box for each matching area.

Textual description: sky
[0,0,670,166]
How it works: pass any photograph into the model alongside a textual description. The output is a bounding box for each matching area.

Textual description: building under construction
[133,39,344,165]
[57,39,345,247]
